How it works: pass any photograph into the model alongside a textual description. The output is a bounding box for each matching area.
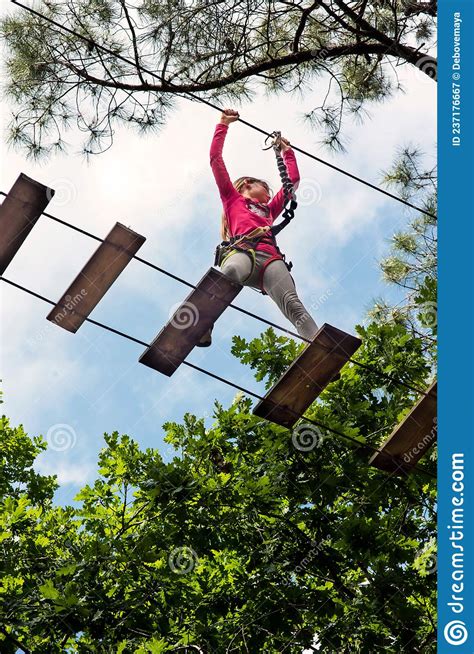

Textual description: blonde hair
[220,176,273,240]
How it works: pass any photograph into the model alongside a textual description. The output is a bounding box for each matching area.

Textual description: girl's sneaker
[197,326,213,347]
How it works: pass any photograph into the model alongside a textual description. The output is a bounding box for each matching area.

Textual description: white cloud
[35,454,95,486]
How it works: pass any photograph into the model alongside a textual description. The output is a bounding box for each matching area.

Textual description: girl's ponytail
[220,210,231,241]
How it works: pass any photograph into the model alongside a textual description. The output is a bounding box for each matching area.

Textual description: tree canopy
[370,145,437,367]
[1,0,436,157]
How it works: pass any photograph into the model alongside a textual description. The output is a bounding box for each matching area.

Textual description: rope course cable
[4,3,437,397]
[10,0,437,220]
[0,275,436,479]
[0,191,432,399]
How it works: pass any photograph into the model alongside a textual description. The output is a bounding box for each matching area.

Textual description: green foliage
[340,56,393,103]
[0,414,57,501]
[0,314,436,651]
[231,327,304,389]
[370,146,437,364]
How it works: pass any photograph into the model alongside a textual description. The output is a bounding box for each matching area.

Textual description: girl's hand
[220,108,240,125]
[279,136,292,152]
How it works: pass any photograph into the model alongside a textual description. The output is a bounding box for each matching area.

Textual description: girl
[198,108,319,346]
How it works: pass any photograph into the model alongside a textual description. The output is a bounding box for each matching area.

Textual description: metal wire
[0,190,432,398]
[2,3,437,400]
[10,0,437,220]
[0,275,436,479]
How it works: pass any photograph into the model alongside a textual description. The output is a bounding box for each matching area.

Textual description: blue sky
[0,54,436,505]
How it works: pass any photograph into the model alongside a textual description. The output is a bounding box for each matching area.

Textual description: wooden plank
[253,323,362,428]
[0,173,55,274]
[369,381,437,474]
[139,267,242,376]
[46,222,145,333]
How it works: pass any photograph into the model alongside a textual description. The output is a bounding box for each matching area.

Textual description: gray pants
[201,249,319,343]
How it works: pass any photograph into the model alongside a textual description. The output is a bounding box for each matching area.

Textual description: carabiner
[262,130,282,151]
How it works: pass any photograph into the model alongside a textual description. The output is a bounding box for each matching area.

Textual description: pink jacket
[210,122,300,258]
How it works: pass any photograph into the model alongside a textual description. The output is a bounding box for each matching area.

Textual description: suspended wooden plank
[139,267,242,376]
[369,381,437,474]
[0,173,55,274]
[46,222,145,333]
[253,323,362,428]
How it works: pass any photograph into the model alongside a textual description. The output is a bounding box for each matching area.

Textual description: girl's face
[244,179,270,203]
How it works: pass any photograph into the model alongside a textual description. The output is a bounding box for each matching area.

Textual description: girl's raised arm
[209,110,241,205]
[268,146,300,220]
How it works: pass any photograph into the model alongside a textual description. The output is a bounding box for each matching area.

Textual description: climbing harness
[214,227,293,295]
[214,226,275,268]
[214,130,298,294]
